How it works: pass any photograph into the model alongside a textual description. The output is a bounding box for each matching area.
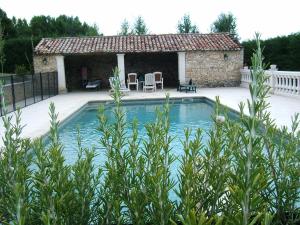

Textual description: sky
[1,0,300,41]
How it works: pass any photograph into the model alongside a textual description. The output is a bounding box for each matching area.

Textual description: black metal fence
[0,71,58,116]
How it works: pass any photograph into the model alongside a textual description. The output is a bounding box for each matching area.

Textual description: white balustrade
[240,66,300,98]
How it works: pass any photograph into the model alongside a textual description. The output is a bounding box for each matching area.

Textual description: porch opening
[64,53,117,91]
[125,52,178,88]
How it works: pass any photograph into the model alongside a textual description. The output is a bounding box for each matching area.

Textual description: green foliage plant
[119,19,130,36]
[227,33,273,225]
[177,14,199,34]
[211,12,238,40]
[0,20,5,74]
[98,68,128,225]
[0,84,32,225]
[242,32,300,70]
[263,111,300,224]
[0,35,299,225]
[15,64,29,75]
[142,94,176,225]
[131,16,148,35]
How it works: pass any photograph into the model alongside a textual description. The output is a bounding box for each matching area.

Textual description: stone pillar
[178,52,186,84]
[269,64,278,94]
[117,54,125,82]
[55,55,67,93]
[270,64,278,71]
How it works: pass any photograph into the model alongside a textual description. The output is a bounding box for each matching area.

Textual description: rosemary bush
[0,36,299,225]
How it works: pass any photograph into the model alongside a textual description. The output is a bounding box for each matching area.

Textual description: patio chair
[143,73,155,92]
[85,80,101,90]
[109,77,130,95]
[127,73,139,91]
[153,72,163,90]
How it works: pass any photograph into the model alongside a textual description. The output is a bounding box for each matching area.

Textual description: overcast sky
[1,0,299,41]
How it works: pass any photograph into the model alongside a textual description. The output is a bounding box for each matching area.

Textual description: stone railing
[241,65,300,98]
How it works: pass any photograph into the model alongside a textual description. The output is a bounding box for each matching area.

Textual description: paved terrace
[0,87,299,146]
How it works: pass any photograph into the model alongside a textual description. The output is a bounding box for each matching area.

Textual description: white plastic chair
[153,72,163,90]
[109,77,130,95]
[127,73,139,91]
[143,73,155,92]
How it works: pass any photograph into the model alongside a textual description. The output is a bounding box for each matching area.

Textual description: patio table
[177,84,197,93]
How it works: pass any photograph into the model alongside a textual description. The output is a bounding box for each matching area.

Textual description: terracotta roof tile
[34,33,242,55]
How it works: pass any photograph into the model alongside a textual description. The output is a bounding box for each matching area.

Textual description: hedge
[243,32,300,71]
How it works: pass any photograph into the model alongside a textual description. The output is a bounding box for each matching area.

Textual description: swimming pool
[55,97,237,165]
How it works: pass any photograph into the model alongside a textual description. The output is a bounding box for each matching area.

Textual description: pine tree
[177,14,199,34]
[119,19,130,35]
[132,16,148,35]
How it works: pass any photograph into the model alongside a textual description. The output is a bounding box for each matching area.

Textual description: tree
[55,15,99,36]
[30,15,100,37]
[132,16,148,35]
[12,17,31,37]
[211,12,238,39]
[177,14,199,34]
[119,19,130,35]
[85,23,100,36]
[30,15,56,37]
[0,20,5,74]
[0,7,102,73]
[0,8,16,38]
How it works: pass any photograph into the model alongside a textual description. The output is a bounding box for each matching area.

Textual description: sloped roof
[34,33,242,55]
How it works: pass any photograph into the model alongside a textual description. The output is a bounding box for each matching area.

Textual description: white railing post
[269,74,274,94]
[269,65,277,94]
[292,76,296,94]
[240,67,251,88]
[296,76,300,96]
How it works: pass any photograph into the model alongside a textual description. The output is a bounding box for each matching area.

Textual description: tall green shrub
[0,35,299,225]
[98,70,129,225]
[143,96,176,225]
[263,115,300,224]
[228,34,272,225]
[0,86,32,225]
[31,103,75,224]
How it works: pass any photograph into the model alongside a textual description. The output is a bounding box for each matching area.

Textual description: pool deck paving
[0,87,299,146]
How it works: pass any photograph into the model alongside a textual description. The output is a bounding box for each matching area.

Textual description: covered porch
[56,51,186,92]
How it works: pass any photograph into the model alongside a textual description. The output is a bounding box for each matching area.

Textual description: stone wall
[185,50,243,87]
[33,55,57,73]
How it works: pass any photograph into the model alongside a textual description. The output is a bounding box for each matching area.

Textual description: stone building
[33,33,243,93]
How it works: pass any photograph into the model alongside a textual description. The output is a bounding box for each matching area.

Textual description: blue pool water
[57,98,219,165]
